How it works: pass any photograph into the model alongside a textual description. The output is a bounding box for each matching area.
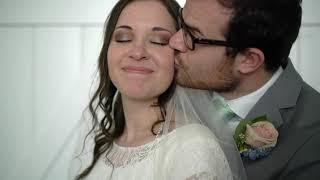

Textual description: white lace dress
[72,124,233,180]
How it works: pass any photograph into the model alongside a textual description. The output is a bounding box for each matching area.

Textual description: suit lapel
[243,60,304,179]
[245,60,302,128]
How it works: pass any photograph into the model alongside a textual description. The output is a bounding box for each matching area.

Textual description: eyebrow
[115,25,132,30]
[115,25,173,34]
[152,27,173,35]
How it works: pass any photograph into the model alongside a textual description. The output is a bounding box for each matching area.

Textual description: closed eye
[116,39,131,43]
[150,41,168,46]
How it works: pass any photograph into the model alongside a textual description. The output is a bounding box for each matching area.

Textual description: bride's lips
[122,66,154,74]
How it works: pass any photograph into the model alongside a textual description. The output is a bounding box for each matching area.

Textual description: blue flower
[241,147,273,160]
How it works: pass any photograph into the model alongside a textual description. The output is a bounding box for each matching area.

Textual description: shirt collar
[225,67,283,119]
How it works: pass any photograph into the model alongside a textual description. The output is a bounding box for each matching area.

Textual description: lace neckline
[105,136,163,168]
[112,136,162,150]
[105,123,169,168]
[105,124,181,168]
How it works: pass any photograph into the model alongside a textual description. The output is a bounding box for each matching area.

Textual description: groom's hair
[218,0,302,72]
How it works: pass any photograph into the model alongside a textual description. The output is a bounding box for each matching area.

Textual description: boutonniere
[234,115,279,160]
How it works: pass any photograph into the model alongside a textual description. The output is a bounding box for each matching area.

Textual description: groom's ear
[234,48,265,74]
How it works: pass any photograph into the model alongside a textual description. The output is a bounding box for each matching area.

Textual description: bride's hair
[76,0,180,179]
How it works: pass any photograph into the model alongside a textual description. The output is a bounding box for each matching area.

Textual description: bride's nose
[129,42,150,61]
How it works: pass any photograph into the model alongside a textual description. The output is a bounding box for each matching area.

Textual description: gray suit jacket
[243,60,320,180]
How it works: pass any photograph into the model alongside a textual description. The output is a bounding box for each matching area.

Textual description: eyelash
[150,41,168,46]
[116,40,168,46]
[116,40,131,43]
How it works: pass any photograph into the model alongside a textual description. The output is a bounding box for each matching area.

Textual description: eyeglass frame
[178,8,234,50]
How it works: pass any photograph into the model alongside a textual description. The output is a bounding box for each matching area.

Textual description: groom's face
[169,0,239,91]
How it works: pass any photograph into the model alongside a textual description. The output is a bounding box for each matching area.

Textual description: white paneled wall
[0,0,114,23]
[293,0,320,90]
[0,27,34,180]
[0,25,104,179]
[32,27,82,179]
[299,27,320,90]
[0,0,318,180]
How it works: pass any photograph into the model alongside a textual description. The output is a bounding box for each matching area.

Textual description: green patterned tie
[213,96,237,121]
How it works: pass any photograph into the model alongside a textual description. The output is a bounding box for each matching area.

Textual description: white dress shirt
[224,67,283,130]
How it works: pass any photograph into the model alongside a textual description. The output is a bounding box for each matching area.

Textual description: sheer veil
[153,85,247,180]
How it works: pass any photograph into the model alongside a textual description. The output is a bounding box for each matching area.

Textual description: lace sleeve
[164,124,233,180]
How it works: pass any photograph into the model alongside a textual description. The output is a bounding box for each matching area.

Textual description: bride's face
[108,0,176,101]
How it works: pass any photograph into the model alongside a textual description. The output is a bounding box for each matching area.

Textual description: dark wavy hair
[219,0,302,72]
[75,0,180,179]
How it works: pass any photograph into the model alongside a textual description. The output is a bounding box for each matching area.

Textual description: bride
[70,0,246,179]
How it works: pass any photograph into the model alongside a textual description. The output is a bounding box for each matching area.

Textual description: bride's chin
[121,92,158,103]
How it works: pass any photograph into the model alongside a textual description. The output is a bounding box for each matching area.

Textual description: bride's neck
[117,97,161,146]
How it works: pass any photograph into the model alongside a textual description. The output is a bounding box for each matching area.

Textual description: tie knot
[213,97,237,120]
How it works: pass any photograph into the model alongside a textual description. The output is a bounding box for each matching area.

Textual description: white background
[0,0,319,179]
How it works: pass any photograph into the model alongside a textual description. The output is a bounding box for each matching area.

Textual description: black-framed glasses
[178,8,232,50]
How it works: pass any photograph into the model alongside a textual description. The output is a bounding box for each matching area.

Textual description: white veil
[70,85,247,180]
[151,85,247,180]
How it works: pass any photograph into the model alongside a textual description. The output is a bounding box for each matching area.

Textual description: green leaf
[251,115,269,124]
[234,119,251,140]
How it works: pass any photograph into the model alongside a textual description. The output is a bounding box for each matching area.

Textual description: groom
[169,0,320,179]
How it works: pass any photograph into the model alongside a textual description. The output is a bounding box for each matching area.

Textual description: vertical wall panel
[0,27,33,180]
[300,27,320,91]
[289,39,300,72]
[302,0,320,23]
[81,26,104,98]
[42,26,104,180]
[25,27,84,179]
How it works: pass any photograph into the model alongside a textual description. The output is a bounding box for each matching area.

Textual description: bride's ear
[234,48,265,74]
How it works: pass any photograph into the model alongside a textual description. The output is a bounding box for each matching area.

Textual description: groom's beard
[174,56,240,93]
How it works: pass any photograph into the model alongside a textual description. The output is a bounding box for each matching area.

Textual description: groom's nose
[169,29,188,53]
